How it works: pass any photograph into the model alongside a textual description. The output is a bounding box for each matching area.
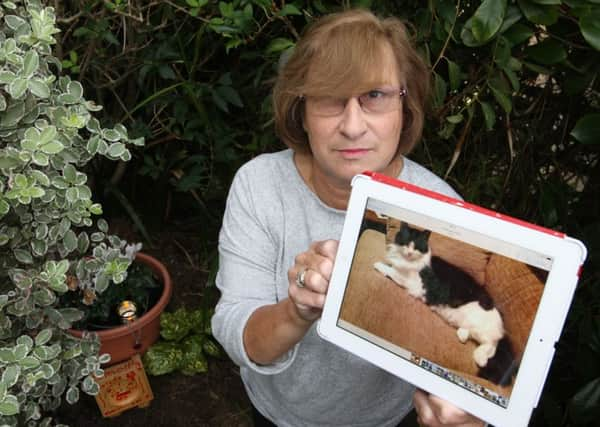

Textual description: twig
[431,0,460,72]
[172,238,200,270]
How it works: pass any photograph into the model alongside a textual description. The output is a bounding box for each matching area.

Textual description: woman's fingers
[413,389,485,427]
[288,240,339,320]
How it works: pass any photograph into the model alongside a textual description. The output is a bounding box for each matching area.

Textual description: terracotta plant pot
[70,252,172,365]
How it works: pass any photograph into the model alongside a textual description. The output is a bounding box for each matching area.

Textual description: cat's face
[387,224,431,261]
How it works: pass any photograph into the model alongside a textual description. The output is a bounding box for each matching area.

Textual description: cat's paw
[457,328,470,343]
[473,343,497,367]
[373,262,391,276]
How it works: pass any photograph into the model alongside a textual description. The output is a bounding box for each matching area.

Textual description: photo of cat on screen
[373,222,516,387]
[339,208,549,403]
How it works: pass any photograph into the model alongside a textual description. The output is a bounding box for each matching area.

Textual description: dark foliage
[55,1,600,425]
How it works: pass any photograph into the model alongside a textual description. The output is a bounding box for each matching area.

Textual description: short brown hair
[273,9,429,155]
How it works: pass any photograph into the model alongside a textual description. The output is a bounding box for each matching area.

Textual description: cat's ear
[423,230,431,238]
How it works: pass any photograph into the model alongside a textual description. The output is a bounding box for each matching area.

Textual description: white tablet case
[318,172,587,427]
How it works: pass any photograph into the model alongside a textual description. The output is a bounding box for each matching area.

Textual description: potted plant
[68,251,173,366]
[0,0,168,425]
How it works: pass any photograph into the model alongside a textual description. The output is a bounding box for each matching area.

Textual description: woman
[212,9,484,427]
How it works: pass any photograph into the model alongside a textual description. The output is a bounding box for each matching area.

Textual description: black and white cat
[372,223,515,385]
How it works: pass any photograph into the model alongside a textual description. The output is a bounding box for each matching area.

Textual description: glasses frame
[303,87,408,117]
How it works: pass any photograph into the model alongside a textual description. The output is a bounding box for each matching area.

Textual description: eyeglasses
[304,87,407,117]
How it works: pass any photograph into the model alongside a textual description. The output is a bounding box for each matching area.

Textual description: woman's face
[302,46,403,186]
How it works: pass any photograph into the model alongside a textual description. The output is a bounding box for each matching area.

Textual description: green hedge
[55,1,600,425]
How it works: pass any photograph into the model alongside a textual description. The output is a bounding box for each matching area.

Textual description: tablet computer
[318,172,587,427]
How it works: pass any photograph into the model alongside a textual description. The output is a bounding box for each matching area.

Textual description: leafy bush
[142,307,221,376]
[54,0,599,425]
[0,0,142,425]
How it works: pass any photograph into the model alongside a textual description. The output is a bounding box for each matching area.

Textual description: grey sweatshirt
[212,149,460,427]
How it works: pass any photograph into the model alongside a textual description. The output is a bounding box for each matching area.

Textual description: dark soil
[57,226,253,426]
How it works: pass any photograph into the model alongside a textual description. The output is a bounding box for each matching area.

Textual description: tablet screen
[337,197,551,408]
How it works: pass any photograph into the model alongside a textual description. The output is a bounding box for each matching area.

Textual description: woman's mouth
[337,148,371,159]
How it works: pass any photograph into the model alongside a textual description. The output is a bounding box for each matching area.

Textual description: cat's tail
[477,337,518,386]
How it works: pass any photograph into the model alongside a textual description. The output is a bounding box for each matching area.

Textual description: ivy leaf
[278,4,302,16]
[570,377,600,424]
[503,23,534,46]
[526,38,567,65]
[571,114,600,145]
[432,72,447,108]
[266,37,295,54]
[488,81,512,114]
[216,86,243,108]
[580,11,600,51]
[517,0,559,25]
[470,0,507,43]
[447,59,461,91]
[479,101,496,130]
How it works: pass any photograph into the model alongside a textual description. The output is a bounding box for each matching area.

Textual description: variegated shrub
[0,1,143,425]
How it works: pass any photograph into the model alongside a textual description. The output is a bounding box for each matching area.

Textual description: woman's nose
[339,98,368,139]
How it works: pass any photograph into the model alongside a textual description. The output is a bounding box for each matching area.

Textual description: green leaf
[266,37,295,54]
[19,356,40,369]
[4,15,26,30]
[526,38,567,64]
[518,0,559,25]
[530,0,561,4]
[66,386,79,404]
[0,200,9,217]
[446,114,464,124]
[479,101,497,131]
[107,142,126,157]
[0,394,19,416]
[447,59,461,91]
[67,81,83,100]
[432,72,447,108]
[217,86,243,108]
[31,151,49,166]
[571,114,600,144]
[59,308,84,324]
[103,128,121,142]
[570,377,600,424]
[499,5,523,33]
[470,0,507,43]
[1,365,20,387]
[8,77,28,99]
[14,248,34,264]
[580,11,600,51]
[63,230,78,253]
[0,101,25,126]
[39,141,64,154]
[13,343,28,360]
[503,23,533,46]
[278,4,302,16]
[22,50,39,78]
[0,348,15,363]
[63,164,77,183]
[488,83,512,114]
[35,328,53,346]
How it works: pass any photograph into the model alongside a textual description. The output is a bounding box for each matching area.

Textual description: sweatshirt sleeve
[211,164,297,374]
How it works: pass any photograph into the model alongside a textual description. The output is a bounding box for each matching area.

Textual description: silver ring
[296,268,307,288]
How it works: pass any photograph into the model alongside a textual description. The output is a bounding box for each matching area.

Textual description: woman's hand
[288,240,339,322]
[413,389,486,427]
